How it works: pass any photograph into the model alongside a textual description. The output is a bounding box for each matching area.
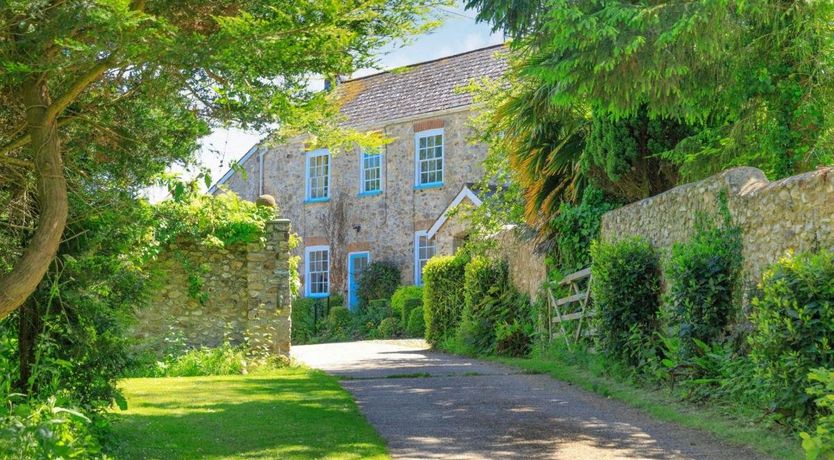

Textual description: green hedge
[749,250,834,418]
[423,255,467,345]
[406,306,425,337]
[357,262,400,309]
[391,285,423,320]
[666,213,741,356]
[456,257,510,354]
[590,237,661,364]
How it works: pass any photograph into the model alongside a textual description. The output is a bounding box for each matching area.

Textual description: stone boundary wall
[601,166,834,288]
[134,219,292,356]
[491,226,548,302]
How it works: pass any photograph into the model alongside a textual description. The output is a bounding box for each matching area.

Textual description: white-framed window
[305,149,330,201]
[360,150,382,194]
[414,230,436,285]
[414,129,444,187]
[305,245,330,297]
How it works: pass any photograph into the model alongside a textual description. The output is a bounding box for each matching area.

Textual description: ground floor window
[414,231,436,285]
[305,245,330,297]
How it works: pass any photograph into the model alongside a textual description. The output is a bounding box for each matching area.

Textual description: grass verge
[108,367,388,460]
[493,353,802,460]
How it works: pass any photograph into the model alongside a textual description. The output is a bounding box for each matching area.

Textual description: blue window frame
[305,245,330,297]
[414,231,436,285]
[305,149,330,202]
[414,129,444,187]
[360,150,382,195]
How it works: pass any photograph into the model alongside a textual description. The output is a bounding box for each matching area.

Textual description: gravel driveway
[292,340,767,460]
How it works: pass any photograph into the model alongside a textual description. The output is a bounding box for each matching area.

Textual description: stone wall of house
[224,108,488,296]
[601,166,834,288]
[491,226,548,302]
[134,217,293,356]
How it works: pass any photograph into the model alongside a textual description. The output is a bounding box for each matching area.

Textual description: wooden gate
[546,267,593,347]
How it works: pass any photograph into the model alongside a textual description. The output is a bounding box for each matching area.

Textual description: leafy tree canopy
[464,0,834,239]
[0,0,441,318]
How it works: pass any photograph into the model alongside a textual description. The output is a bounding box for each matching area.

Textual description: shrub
[406,306,425,337]
[377,317,400,339]
[423,255,467,345]
[590,237,662,364]
[401,298,422,325]
[291,297,319,344]
[549,187,619,273]
[391,285,423,320]
[457,257,510,354]
[749,250,834,417]
[0,394,102,458]
[666,209,741,356]
[360,299,391,326]
[801,368,834,460]
[327,306,352,332]
[357,262,401,309]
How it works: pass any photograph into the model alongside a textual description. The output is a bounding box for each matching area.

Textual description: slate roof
[337,44,508,127]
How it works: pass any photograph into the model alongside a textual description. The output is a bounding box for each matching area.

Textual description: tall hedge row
[422,255,467,345]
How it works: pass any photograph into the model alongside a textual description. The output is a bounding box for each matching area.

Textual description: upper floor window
[305,245,330,297]
[360,150,382,194]
[305,149,330,201]
[415,129,444,187]
[414,231,436,285]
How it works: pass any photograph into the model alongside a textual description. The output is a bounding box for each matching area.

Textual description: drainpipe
[258,149,264,196]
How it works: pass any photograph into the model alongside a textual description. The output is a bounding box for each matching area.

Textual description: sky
[151,2,503,201]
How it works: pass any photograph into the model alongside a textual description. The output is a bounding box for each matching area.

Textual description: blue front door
[348,252,370,311]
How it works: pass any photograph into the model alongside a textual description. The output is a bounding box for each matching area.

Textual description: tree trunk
[16,298,41,393]
[0,76,68,320]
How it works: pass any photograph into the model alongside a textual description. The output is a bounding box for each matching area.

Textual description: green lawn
[108,368,388,460]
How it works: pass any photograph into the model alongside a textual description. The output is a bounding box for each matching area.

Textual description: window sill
[306,293,329,299]
[414,182,443,190]
[358,190,383,197]
[304,197,330,204]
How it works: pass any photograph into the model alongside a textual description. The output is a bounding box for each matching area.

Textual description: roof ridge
[343,43,507,83]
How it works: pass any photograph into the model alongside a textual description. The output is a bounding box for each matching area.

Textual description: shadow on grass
[108,370,387,460]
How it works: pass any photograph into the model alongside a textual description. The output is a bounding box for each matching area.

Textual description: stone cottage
[213,44,507,309]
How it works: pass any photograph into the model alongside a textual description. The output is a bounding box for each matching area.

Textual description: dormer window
[305,149,330,202]
[415,129,444,188]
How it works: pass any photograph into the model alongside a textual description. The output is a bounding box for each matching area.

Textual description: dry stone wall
[601,166,834,288]
[134,218,293,356]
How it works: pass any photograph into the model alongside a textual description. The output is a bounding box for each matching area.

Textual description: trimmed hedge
[590,237,662,364]
[457,257,510,354]
[749,250,834,417]
[406,306,425,337]
[357,262,400,309]
[423,255,467,345]
[666,213,741,356]
[377,317,400,338]
[391,285,423,320]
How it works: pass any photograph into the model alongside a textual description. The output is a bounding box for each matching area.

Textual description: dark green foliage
[327,307,352,332]
[590,237,662,364]
[401,298,422,325]
[291,298,320,344]
[583,108,684,199]
[406,306,426,338]
[749,250,834,418]
[454,257,535,357]
[423,255,467,346]
[549,187,619,273]
[357,262,401,309]
[666,205,742,356]
[390,285,423,321]
[360,299,392,327]
[377,317,400,339]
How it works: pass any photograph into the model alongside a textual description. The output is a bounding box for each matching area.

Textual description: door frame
[347,251,370,311]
